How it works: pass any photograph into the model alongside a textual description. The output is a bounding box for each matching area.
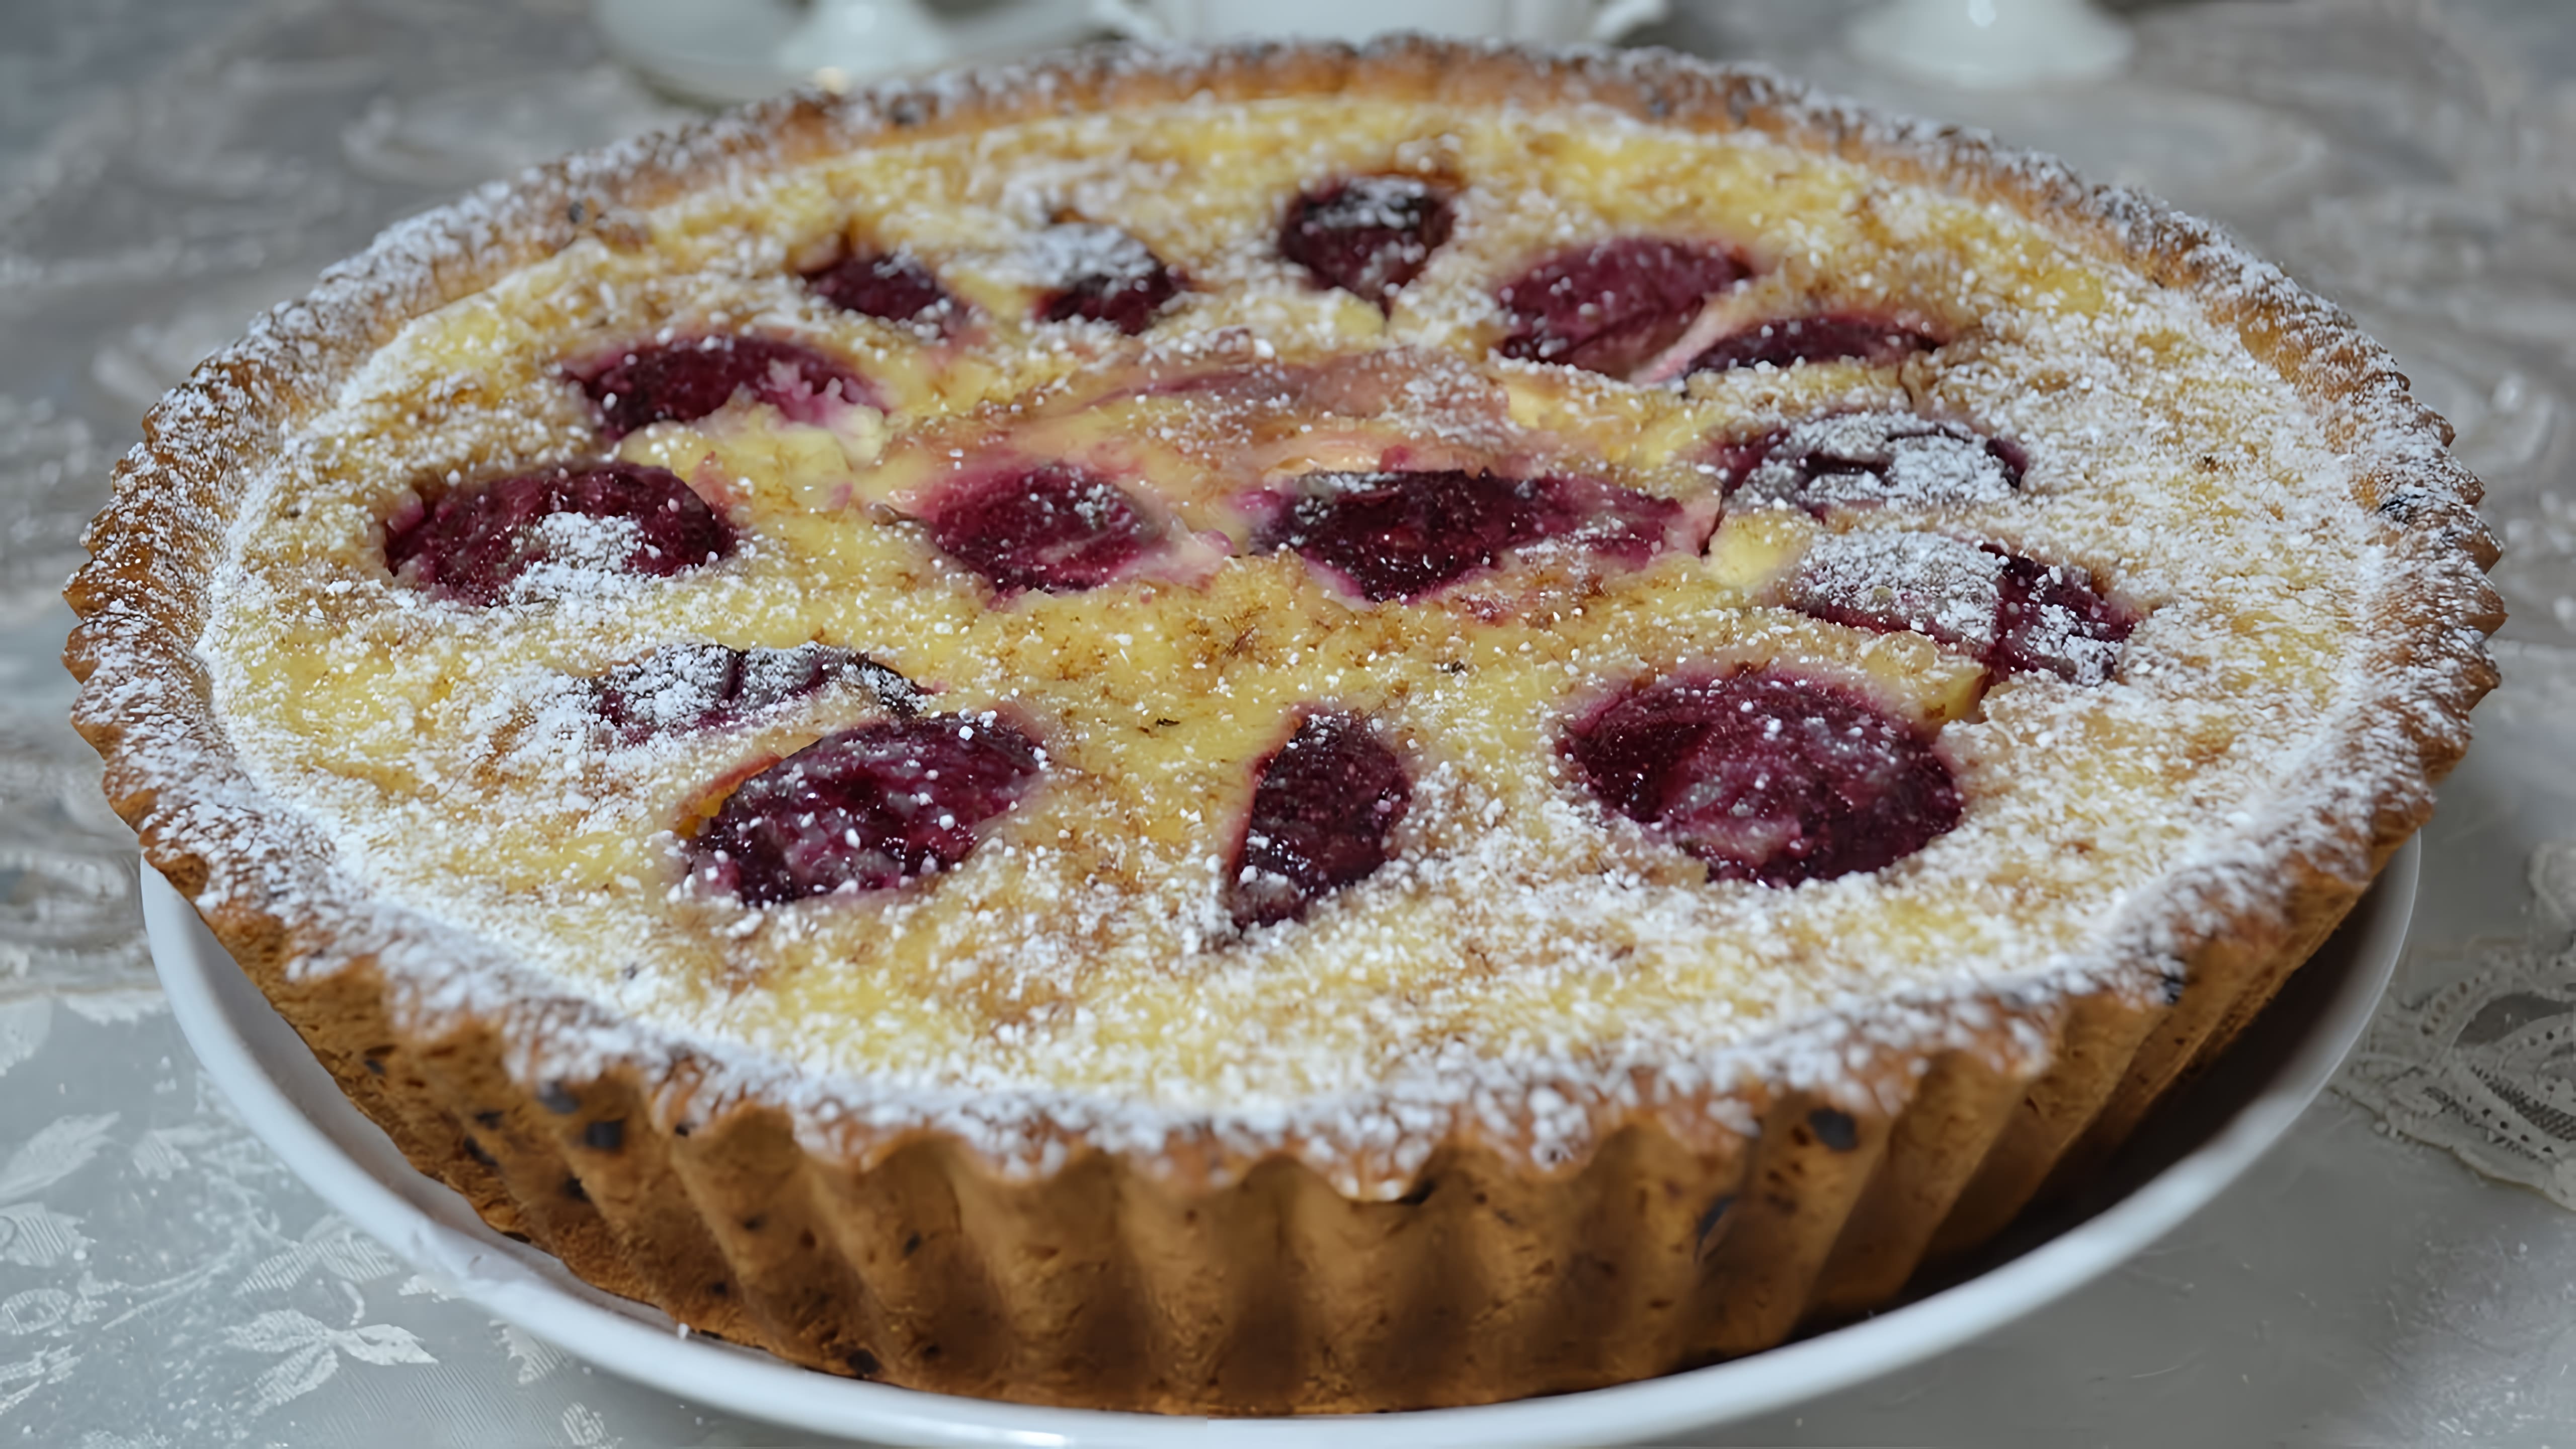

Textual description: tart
[65,40,2501,1413]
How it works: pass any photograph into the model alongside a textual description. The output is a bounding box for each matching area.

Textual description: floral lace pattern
[2,0,2572,1442]
[2340,842,2576,1206]
[0,997,709,1443]
[2337,643,2576,1210]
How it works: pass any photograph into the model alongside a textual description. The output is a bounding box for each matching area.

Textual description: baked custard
[67,41,2500,1412]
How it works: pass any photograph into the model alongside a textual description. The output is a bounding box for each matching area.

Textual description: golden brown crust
[66,37,2498,1411]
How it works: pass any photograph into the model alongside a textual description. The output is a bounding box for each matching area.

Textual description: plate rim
[142,841,2415,1448]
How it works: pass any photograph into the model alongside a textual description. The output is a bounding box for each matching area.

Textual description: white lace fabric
[2343,846,2576,1208]
[3,0,2574,1443]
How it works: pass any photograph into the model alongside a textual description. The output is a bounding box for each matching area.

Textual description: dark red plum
[926,463,1161,594]
[1723,412,2028,515]
[590,642,920,743]
[384,461,733,606]
[1564,669,1961,887]
[1784,530,2133,685]
[687,714,1042,905]
[1990,552,2134,685]
[1032,224,1184,334]
[1685,314,1938,376]
[1251,469,1681,601]
[1495,238,1747,379]
[573,335,878,437]
[803,251,962,333]
[1279,176,1454,308]
[1785,530,2008,657]
[1229,711,1412,928]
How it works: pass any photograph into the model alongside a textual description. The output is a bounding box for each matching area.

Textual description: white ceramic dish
[142,839,2416,1447]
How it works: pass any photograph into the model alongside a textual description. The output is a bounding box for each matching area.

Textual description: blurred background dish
[592,0,1102,105]
[1847,0,2132,88]
[591,0,1672,105]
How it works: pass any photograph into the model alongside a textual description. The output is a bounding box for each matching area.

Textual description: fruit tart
[65,39,2502,1413]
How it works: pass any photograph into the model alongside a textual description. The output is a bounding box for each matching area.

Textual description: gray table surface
[4,1,2574,1443]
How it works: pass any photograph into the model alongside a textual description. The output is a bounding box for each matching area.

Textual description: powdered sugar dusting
[1788,529,2004,652]
[1734,412,2023,514]
[65,42,2498,1193]
[1021,221,1165,288]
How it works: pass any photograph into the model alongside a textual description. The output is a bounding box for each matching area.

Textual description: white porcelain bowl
[142,839,2415,1447]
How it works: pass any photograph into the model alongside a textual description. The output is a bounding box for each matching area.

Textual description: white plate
[143,840,2415,1448]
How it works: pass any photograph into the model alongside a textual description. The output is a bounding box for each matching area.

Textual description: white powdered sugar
[67,44,2499,1191]
[508,512,648,598]
[1017,221,1164,287]
[1735,413,2022,513]
[2010,564,2128,687]
[1788,529,2005,651]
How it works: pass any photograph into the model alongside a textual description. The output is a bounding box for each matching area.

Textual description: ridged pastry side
[160,841,2363,1411]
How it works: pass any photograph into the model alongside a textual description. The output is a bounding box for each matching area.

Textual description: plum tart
[67,40,2501,1413]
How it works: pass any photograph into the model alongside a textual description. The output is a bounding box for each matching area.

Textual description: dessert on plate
[66,39,2501,1413]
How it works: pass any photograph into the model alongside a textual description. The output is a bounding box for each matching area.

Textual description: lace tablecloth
[4,1,2573,1442]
